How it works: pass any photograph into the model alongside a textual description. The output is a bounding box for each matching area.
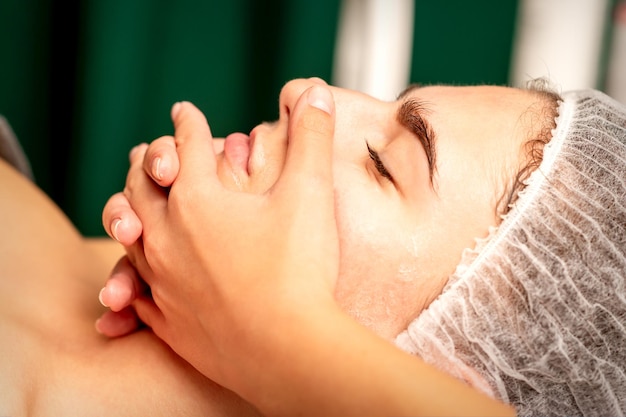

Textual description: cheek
[332,176,426,285]
[333,183,404,281]
[333,186,430,337]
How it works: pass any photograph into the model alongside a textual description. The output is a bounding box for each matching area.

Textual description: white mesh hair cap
[395,89,626,416]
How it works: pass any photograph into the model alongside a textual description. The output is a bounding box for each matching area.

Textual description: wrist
[233,299,346,415]
[236,302,514,417]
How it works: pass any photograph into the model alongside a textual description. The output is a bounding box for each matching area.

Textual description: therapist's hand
[124,86,339,404]
[96,138,223,337]
[96,84,515,417]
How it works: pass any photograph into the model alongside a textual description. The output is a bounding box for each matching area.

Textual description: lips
[222,123,286,193]
[223,132,251,174]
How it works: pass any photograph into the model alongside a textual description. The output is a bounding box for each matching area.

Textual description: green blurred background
[0,0,607,236]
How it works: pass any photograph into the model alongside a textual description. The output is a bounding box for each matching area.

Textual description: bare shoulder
[85,237,126,270]
[0,159,260,417]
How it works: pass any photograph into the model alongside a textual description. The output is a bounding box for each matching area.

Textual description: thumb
[278,85,335,201]
[275,84,339,293]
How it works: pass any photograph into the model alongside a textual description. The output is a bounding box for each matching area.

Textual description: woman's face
[212,78,547,339]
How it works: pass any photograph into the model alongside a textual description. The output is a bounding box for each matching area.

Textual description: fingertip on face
[304,84,335,116]
[279,78,331,121]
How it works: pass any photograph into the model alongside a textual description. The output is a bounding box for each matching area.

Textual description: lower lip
[223,132,251,174]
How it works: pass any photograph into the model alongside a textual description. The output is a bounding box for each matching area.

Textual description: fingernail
[152,157,162,180]
[98,287,109,307]
[111,218,122,242]
[307,86,333,115]
[95,318,103,334]
[171,102,182,119]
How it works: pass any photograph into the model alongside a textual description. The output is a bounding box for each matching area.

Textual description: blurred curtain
[0,0,339,235]
[410,1,519,85]
[1,0,525,236]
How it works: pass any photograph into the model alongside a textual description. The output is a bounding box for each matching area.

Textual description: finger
[132,294,166,336]
[170,102,219,187]
[124,234,163,293]
[102,192,143,245]
[99,256,147,312]
[95,307,141,338]
[277,85,339,292]
[278,84,335,200]
[124,143,169,230]
[143,135,179,187]
[140,136,224,189]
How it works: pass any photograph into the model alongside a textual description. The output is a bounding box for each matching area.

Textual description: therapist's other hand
[97,138,221,337]
[96,140,174,337]
[125,86,338,403]
[100,136,225,246]
[95,255,144,336]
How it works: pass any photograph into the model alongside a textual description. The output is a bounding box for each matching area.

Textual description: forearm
[244,305,515,417]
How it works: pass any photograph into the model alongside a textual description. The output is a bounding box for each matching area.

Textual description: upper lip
[247,125,261,173]
[244,121,289,185]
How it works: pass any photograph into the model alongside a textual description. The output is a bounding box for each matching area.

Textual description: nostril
[279,78,328,122]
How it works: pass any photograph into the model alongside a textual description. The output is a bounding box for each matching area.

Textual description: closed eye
[366,141,393,182]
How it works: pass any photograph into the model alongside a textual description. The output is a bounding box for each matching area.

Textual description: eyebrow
[395,85,438,183]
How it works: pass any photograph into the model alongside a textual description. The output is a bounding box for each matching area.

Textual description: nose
[278,77,390,133]
[278,77,329,122]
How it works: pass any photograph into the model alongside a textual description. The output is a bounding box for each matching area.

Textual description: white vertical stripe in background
[509,0,612,91]
[332,0,625,103]
[332,0,415,101]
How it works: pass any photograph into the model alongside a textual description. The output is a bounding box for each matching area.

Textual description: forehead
[402,84,533,110]
[405,85,540,141]
[408,85,546,205]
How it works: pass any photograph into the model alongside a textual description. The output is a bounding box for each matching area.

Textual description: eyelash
[366,141,393,182]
